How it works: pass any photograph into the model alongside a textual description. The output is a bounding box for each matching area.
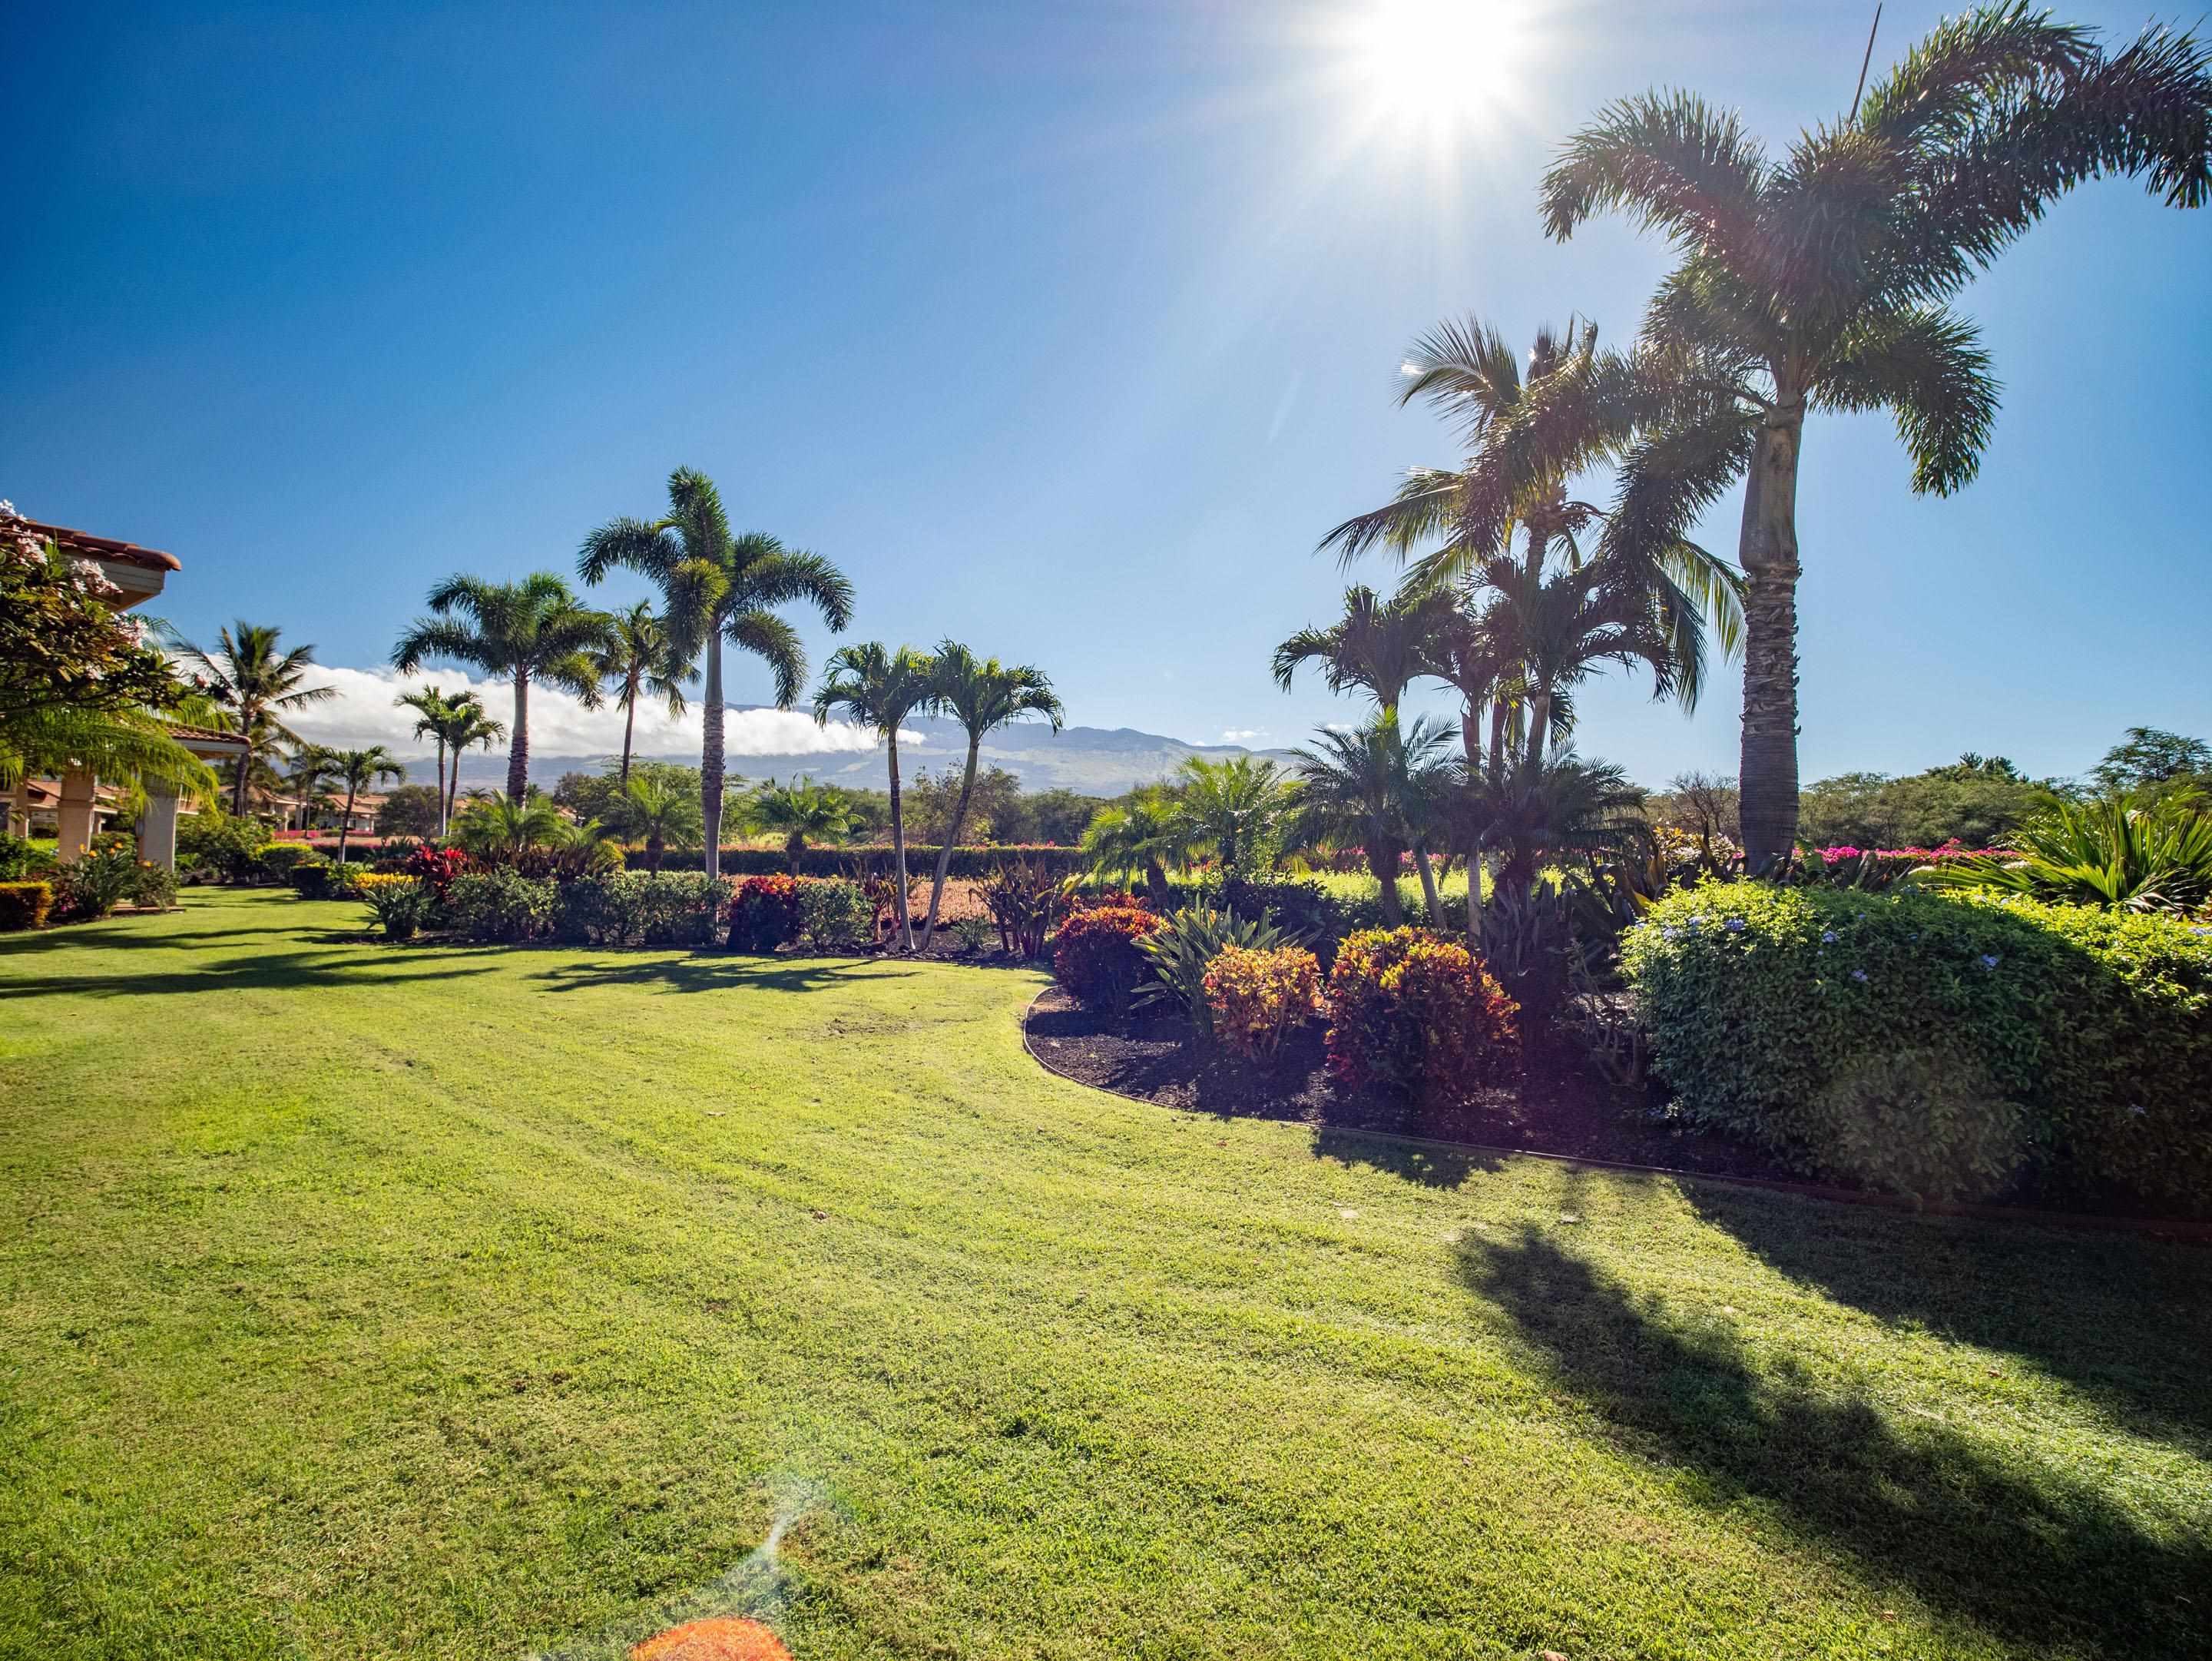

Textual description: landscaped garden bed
[1023,984,1799,1182]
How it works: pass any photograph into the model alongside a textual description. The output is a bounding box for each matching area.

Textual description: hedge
[1622,884,2212,1211]
[631,844,1087,879]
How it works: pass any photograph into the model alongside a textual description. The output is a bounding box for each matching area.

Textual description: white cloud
[1220,728,1269,744]
[280,665,893,761]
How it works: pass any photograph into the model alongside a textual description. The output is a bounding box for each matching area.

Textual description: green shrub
[1621,884,2212,1209]
[978,860,1072,958]
[449,869,556,943]
[797,878,872,950]
[286,860,365,901]
[131,860,180,911]
[554,872,651,945]
[1135,906,1293,1036]
[1217,876,1364,965]
[176,811,272,884]
[54,846,141,920]
[949,914,994,955]
[637,874,730,947]
[1051,904,1164,1016]
[359,874,434,940]
[0,881,53,930]
[0,834,56,883]
[1204,943,1323,1060]
[727,874,804,953]
[1325,927,1520,1105]
[255,842,319,882]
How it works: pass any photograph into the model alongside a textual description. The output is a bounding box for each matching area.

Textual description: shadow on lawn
[1684,1185,2212,1460]
[1458,1225,2211,1653]
[1310,1126,1504,1189]
[530,955,920,996]
[0,944,505,998]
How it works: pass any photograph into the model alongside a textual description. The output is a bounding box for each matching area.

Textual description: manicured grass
[3,892,2209,1659]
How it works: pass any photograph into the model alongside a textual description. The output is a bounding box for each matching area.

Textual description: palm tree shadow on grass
[1310,1126,1504,1189]
[1684,1185,2212,1460]
[529,956,919,996]
[1455,1225,2211,1653]
[0,948,505,999]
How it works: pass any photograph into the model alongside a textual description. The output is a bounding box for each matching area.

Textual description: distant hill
[439,712,1299,797]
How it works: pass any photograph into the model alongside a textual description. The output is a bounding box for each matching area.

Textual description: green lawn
[3,892,2208,1659]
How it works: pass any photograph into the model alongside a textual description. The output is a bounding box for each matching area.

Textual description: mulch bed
[1023,987,1796,1182]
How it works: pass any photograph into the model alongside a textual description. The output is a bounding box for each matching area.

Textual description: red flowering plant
[727,874,806,953]
[1325,927,1519,1105]
[402,844,469,912]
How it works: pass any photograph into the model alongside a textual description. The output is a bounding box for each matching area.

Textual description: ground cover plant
[9,893,2208,1658]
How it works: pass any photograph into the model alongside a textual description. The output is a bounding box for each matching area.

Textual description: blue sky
[6,0,2209,787]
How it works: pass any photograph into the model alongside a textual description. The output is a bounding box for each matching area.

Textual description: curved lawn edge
[1018,986,2212,1245]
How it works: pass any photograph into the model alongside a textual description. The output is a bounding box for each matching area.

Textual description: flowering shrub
[402,844,469,910]
[1204,944,1323,1060]
[1051,903,1164,1014]
[0,500,187,720]
[1325,927,1520,1103]
[0,881,54,931]
[1624,884,2212,1209]
[727,874,805,953]
[53,846,141,920]
[449,869,555,942]
[131,860,180,911]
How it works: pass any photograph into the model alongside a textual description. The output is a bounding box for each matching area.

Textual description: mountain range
[436,712,1298,797]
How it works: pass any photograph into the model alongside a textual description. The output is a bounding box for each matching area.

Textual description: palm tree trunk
[1461,705,1485,940]
[701,638,725,883]
[1146,857,1171,909]
[886,728,914,952]
[507,672,531,803]
[1737,406,1805,874]
[338,784,356,866]
[1488,701,1509,787]
[1413,841,1443,926]
[1372,840,1404,925]
[619,685,637,784]
[232,748,251,817]
[1524,693,1551,770]
[919,732,981,949]
[434,738,449,839]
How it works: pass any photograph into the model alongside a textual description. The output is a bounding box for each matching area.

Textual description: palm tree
[580,468,854,880]
[1520,8,2212,867]
[175,622,336,816]
[395,686,461,836]
[452,791,567,863]
[283,744,337,832]
[1080,788,1190,907]
[432,697,505,830]
[1462,751,1645,914]
[745,777,859,873]
[916,645,1064,948]
[1173,754,1293,877]
[811,643,936,951]
[1287,714,1458,926]
[326,745,404,865]
[1273,585,1452,714]
[603,773,704,874]
[592,601,694,784]
[391,574,611,803]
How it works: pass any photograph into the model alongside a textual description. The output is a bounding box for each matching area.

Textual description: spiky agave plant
[1916,796,2212,913]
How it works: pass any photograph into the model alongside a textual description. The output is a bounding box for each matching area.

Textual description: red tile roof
[22,519,181,573]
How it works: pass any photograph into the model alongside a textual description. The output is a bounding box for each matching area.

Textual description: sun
[1341,0,1531,132]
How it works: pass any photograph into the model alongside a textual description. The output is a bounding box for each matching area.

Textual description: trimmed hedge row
[1622,884,2212,1211]
[0,881,54,931]
[631,844,1087,879]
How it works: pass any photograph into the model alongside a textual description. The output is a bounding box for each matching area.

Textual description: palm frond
[1813,306,1999,495]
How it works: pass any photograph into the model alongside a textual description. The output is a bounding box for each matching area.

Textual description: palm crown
[392,573,610,802]
[177,621,335,815]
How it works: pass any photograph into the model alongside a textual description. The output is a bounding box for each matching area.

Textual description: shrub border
[1015,986,2212,1245]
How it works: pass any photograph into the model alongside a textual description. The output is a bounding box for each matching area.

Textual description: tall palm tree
[811,643,935,951]
[603,774,704,874]
[580,468,854,880]
[176,622,336,816]
[325,745,404,866]
[395,686,460,836]
[432,696,505,830]
[1287,714,1458,926]
[916,645,1064,949]
[391,574,611,803]
[592,601,694,784]
[283,744,338,832]
[745,777,859,874]
[1519,8,2212,867]
[1079,788,1190,907]
[1173,754,1293,877]
[1272,585,1453,716]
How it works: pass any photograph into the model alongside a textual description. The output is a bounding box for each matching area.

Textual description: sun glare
[1345,0,1529,131]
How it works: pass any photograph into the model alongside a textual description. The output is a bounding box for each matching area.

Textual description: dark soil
[1024,986,1798,1182]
